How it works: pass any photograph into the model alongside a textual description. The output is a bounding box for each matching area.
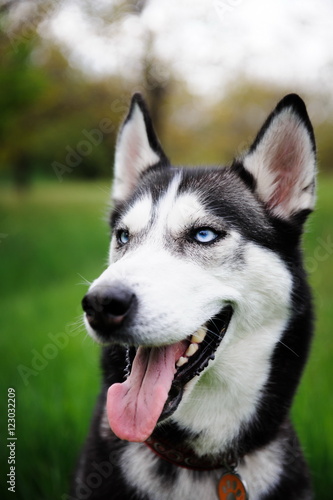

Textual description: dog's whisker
[70,321,85,334]
[278,340,300,357]
[77,273,92,287]
[67,315,86,333]
[205,326,222,340]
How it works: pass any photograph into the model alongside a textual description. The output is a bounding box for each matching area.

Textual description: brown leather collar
[145,435,236,472]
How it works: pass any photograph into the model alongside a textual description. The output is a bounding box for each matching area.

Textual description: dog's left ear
[236,94,316,220]
[112,93,169,203]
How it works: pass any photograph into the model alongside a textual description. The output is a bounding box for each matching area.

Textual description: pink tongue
[107,342,186,442]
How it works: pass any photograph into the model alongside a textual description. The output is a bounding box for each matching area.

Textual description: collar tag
[217,471,249,500]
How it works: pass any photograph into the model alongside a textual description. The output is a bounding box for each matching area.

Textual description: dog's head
[82,94,316,445]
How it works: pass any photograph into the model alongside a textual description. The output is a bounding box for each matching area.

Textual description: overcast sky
[46,0,333,98]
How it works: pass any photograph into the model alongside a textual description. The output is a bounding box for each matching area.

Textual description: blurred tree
[161,79,333,174]
[0,0,172,188]
[0,3,47,190]
[1,0,332,190]
[28,46,123,182]
[80,0,171,137]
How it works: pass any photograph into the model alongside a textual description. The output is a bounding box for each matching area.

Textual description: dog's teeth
[191,327,207,344]
[185,343,199,357]
[176,356,189,367]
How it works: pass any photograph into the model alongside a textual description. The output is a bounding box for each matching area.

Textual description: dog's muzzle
[82,283,233,443]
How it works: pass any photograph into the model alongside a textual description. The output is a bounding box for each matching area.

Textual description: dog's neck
[144,429,239,472]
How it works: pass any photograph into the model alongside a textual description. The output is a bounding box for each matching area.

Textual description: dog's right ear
[112,93,169,203]
[232,94,316,221]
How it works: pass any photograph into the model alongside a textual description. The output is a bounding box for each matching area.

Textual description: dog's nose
[82,284,135,332]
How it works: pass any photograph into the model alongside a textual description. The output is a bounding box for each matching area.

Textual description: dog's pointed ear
[112,93,169,203]
[234,94,316,220]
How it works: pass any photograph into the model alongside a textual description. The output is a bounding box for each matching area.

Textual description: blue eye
[193,228,219,244]
[117,229,130,245]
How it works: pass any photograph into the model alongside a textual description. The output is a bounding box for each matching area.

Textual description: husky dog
[74,93,316,500]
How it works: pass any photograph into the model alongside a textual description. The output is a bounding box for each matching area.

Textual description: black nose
[82,284,135,333]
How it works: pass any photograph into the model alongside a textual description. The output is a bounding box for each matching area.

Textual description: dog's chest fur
[114,430,284,499]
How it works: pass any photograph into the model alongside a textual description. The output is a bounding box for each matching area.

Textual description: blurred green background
[1,1,333,499]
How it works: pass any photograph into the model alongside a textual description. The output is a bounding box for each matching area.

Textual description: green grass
[292,175,333,493]
[0,181,109,499]
[0,178,333,499]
